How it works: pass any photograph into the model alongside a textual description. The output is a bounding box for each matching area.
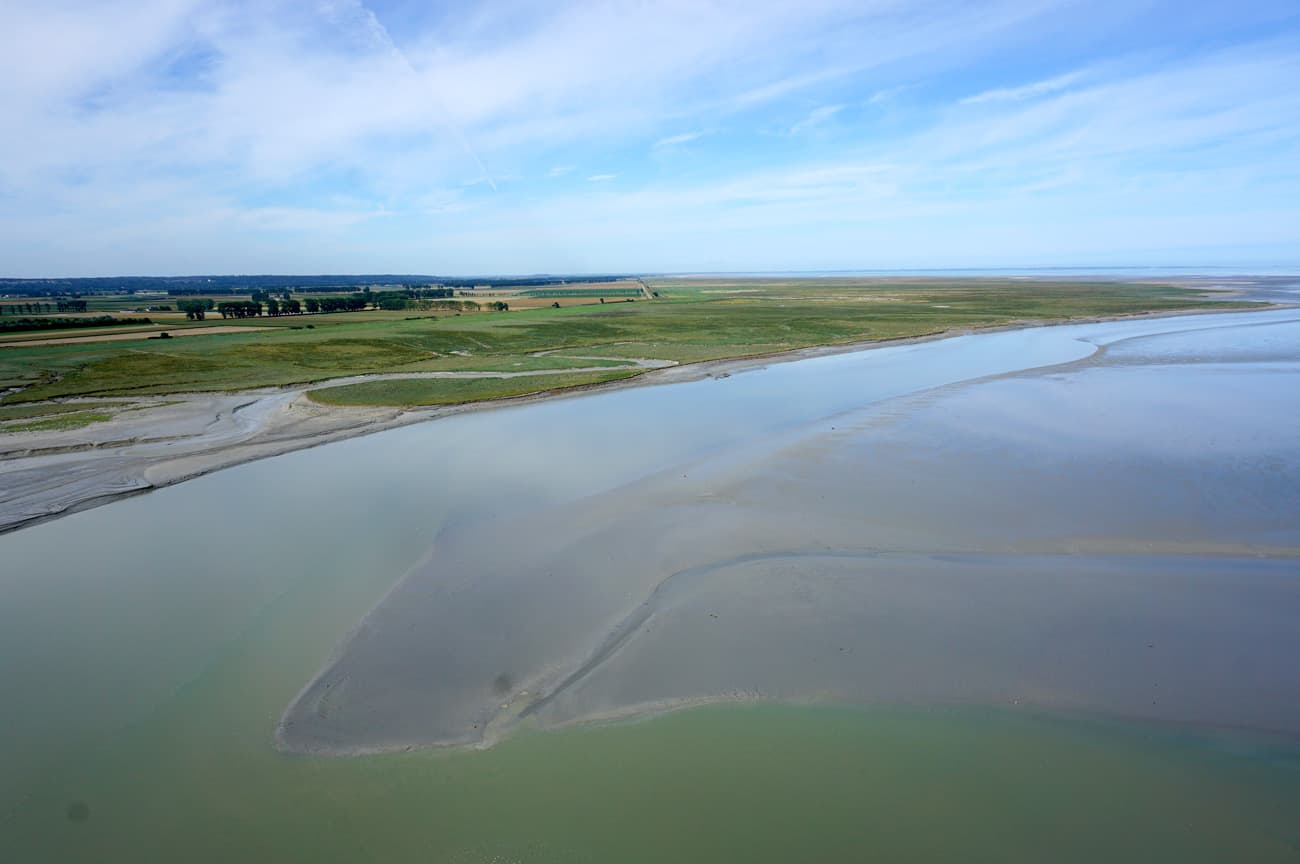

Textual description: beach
[0,300,1275,536]
[2,304,1298,862]
[276,307,1300,753]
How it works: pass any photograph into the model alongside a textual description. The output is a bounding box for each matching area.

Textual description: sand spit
[277,309,1300,755]
[0,303,1278,536]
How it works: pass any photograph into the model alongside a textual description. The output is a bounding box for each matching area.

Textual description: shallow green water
[3,309,1299,862]
[9,702,1300,863]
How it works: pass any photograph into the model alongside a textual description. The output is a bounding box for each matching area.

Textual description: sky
[2,0,1299,276]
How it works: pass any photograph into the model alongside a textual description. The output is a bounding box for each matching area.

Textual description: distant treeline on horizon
[0,274,631,297]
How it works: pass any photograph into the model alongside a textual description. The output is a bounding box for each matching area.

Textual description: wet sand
[0,302,1276,536]
[0,360,674,534]
[277,309,1300,754]
[3,294,1299,862]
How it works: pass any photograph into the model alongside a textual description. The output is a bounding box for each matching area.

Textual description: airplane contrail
[351,1,498,192]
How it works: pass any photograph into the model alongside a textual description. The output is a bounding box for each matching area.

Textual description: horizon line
[4,264,1300,282]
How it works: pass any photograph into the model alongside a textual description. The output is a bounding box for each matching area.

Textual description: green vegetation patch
[425,355,638,373]
[308,369,643,407]
[237,338,430,369]
[3,410,116,432]
[0,279,1255,405]
[0,316,154,334]
[8,351,228,402]
[0,401,128,421]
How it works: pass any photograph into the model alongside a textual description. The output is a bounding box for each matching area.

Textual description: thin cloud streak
[653,131,703,149]
[788,104,844,134]
[344,0,498,191]
[0,1,1297,274]
[961,70,1086,104]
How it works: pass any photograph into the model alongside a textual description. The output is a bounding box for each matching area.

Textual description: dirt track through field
[0,325,270,347]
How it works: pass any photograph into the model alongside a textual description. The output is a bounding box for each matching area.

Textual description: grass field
[0,400,128,421]
[0,278,1250,412]
[308,368,644,407]
[1,410,116,432]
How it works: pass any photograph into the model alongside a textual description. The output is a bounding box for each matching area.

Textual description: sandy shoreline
[0,302,1281,536]
[274,305,1300,755]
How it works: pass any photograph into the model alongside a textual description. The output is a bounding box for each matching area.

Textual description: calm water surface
[1,308,1297,862]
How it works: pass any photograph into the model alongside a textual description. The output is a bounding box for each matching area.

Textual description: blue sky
[2,0,1299,276]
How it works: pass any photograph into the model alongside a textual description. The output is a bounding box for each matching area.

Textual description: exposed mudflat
[1,301,1274,536]
[0,358,674,534]
[277,307,1300,754]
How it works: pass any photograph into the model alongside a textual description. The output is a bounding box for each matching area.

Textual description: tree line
[0,274,633,297]
[305,295,368,314]
[172,292,510,321]
[0,300,90,315]
[0,316,153,333]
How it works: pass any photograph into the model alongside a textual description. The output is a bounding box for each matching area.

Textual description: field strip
[0,325,270,347]
[308,359,675,391]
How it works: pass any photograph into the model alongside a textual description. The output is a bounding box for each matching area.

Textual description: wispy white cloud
[1,2,1298,274]
[731,65,856,109]
[788,103,844,135]
[961,70,1085,104]
[653,131,703,149]
[865,86,907,105]
[406,37,1300,270]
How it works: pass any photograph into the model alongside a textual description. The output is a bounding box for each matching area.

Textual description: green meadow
[309,369,643,407]
[0,279,1247,409]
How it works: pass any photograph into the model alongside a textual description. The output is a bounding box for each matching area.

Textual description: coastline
[272,305,1300,757]
[0,302,1280,536]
